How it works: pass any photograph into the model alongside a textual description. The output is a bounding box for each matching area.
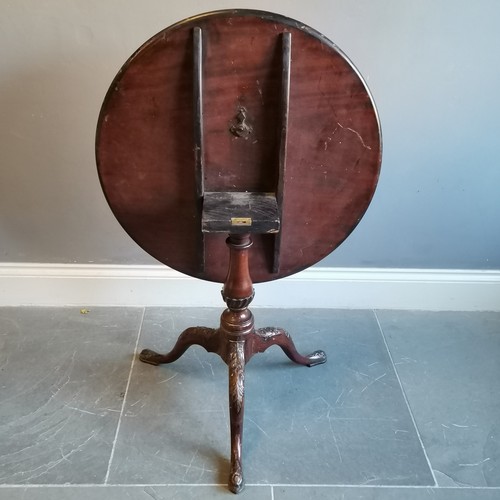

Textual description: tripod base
[139,314,326,494]
[139,234,326,493]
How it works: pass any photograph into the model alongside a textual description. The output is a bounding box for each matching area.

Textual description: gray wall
[1,0,499,269]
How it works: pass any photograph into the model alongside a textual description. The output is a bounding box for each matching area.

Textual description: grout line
[1,484,500,490]
[103,307,146,484]
[373,310,438,487]
[256,484,500,489]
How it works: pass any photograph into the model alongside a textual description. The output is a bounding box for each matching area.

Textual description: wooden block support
[202,192,280,234]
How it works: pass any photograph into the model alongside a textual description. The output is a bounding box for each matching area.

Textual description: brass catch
[231,217,252,226]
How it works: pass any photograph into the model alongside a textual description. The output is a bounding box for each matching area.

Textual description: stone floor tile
[0,307,143,484]
[377,311,500,487]
[108,308,433,486]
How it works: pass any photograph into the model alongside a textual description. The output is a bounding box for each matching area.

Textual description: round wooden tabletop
[96,10,382,283]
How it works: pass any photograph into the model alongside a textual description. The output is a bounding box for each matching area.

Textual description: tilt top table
[96,9,381,493]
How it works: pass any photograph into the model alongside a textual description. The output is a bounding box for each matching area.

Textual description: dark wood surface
[96,10,381,283]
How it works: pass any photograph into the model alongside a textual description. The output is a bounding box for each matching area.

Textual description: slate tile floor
[0,307,499,499]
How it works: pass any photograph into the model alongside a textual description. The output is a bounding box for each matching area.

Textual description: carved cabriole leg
[227,340,245,494]
[248,327,327,367]
[218,308,254,494]
[139,326,219,365]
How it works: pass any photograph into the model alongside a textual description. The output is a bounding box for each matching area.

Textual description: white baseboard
[0,263,499,311]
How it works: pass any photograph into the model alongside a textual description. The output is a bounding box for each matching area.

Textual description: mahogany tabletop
[96,10,381,283]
